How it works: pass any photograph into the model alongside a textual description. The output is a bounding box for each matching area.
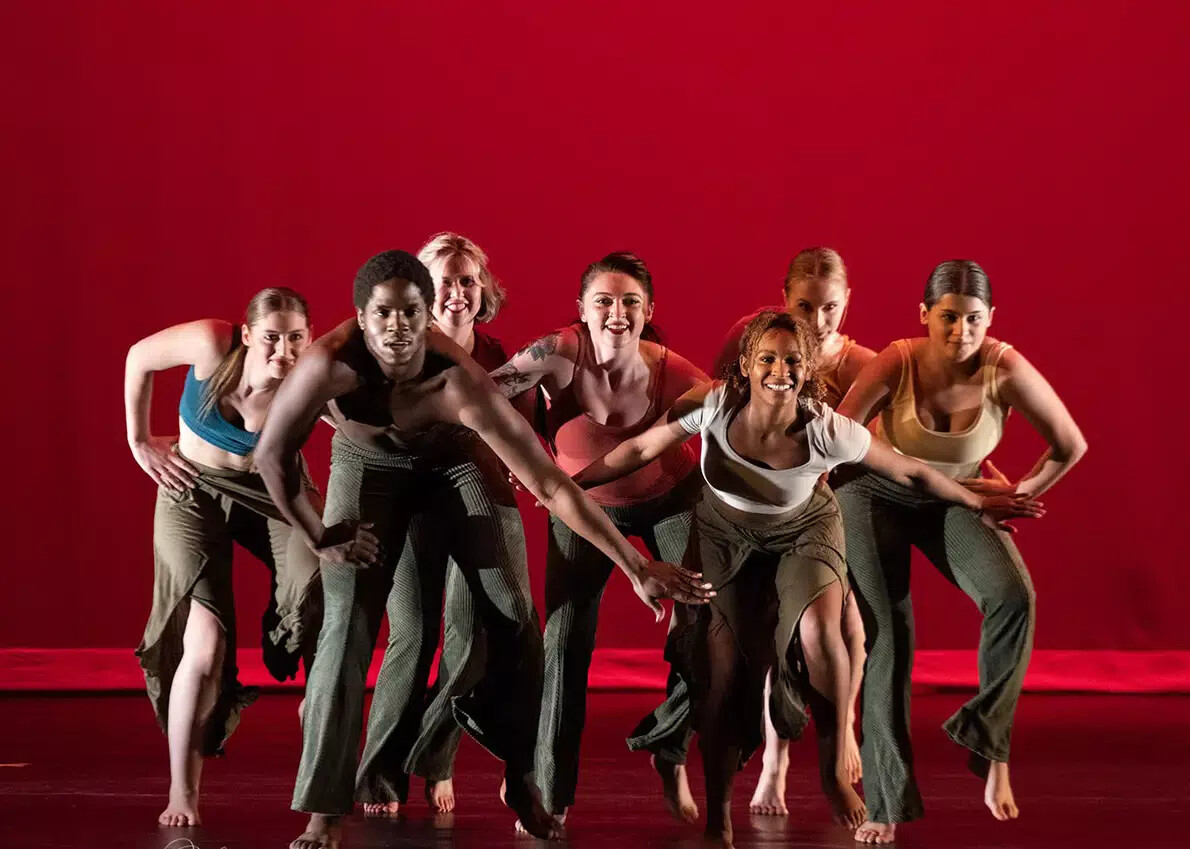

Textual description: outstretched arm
[859,439,1045,531]
[571,383,711,488]
[836,344,900,426]
[487,328,576,400]
[454,372,714,618]
[123,319,231,490]
[964,349,1087,498]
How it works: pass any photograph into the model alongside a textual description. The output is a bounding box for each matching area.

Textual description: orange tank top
[547,328,698,507]
[819,335,857,409]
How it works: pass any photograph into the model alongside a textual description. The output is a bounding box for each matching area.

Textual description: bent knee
[182,620,226,675]
[994,580,1036,621]
[799,595,844,647]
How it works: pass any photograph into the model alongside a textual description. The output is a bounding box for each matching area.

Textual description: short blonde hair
[783,247,848,299]
[417,232,508,323]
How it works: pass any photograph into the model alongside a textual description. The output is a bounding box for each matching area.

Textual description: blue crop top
[178,366,259,456]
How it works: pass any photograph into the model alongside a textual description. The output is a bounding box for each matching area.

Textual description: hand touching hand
[314,521,381,568]
[977,493,1045,533]
[630,561,716,622]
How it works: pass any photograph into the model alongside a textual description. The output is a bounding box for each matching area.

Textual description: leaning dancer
[359,232,517,816]
[715,247,875,815]
[254,250,713,849]
[836,260,1087,844]
[488,252,709,824]
[124,288,321,827]
[570,310,1042,849]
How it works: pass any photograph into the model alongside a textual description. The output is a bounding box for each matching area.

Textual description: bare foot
[854,821,896,844]
[824,768,867,831]
[298,698,306,726]
[427,778,455,814]
[842,720,863,785]
[748,761,788,816]
[514,807,566,833]
[651,754,699,823]
[158,788,201,827]
[984,761,1019,821]
[290,814,342,849]
[502,773,560,839]
[361,801,400,817]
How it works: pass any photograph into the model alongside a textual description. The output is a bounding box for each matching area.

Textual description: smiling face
[242,310,311,380]
[785,274,849,345]
[357,279,430,369]
[577,271,655,348]
[741,328,808,406]
[920,293,994,363]
[430,254,484,331]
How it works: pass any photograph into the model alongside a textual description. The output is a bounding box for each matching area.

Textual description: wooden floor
[1,690,1186,848]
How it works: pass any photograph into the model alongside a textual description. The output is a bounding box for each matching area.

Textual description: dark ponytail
[923,260,992,309]
[578,251,665,344]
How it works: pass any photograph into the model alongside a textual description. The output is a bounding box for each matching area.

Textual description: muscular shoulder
[986,339,1036,389]
[189,319,236,370]
[313,318,360,358]
[836,340,878,389]
[866,341,908,387]
[291,344,359,396]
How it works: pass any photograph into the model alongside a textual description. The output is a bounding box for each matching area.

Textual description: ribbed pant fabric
[835,471,1035,823]
[292,434,541,815]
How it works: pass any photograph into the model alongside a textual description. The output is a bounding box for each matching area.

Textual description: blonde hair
[783,246,848,299]
[725,309,825,406]
[417,232,507,323]
[198,287,310,418]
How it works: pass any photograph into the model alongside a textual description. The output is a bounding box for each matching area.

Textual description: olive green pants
[689,484,847,762]
[535,473,702,814]
[136,455,322,756]
[835,471,1035,823]
[292,434,542,815]
[633,483,853,780]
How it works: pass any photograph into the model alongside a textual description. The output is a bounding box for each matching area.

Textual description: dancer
[570,310,1042,848]
[124,288,321,827]
[358,232,514,816]
[487,251,709,824]
[253,250,712,849]
[835,260,1087,844]
[716,248,875,815]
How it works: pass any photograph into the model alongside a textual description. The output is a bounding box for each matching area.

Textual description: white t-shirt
[679,383,871,514]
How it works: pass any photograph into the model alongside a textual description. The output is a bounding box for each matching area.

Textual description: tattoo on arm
[491,366,536,398]
[515,333,560,362]
[489,332,561,398]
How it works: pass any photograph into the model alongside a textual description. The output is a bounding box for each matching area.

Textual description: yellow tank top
[875,339,1011,479]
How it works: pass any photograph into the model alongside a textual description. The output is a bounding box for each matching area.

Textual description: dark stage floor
[1,691,1186,848]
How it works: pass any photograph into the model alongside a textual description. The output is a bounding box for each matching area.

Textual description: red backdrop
[3,2,1188,677]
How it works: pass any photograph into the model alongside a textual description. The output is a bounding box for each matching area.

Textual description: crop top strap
[891,339,913,402]
[984,341,1013,407]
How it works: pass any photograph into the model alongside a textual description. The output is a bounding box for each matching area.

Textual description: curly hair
[724,309,825,405]
[352,249,434,311]
[417,232,508,323]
